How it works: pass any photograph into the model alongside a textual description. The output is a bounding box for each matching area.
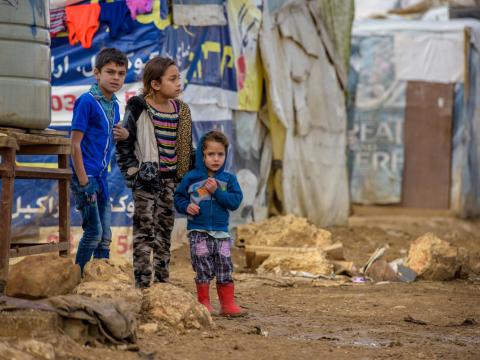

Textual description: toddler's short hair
[202,130,229,151]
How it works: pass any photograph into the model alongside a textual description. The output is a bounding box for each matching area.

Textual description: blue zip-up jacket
[69,87,120,200]
[174,135,243,232]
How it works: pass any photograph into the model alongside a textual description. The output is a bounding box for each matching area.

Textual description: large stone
[456,247,480,278]
[142,283,214,332]
[406,233,458,281]
[0,310,61,338]
[6,254,81,299]
[82,259,134,284]
[365,260,399,282]
[0,342,35,360]
[73,281,142,315]
[236,214,333,248]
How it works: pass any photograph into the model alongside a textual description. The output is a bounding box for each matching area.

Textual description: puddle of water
[287,334,393,348]
[351,339,392,348]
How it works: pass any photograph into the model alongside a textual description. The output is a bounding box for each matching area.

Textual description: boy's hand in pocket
[80,181,97,204]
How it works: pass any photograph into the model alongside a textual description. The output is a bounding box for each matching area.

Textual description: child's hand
[187,203,200,216]
[113,123,129,141]
[205,178,217,193]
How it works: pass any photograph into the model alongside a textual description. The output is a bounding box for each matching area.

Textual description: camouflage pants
[132,179,175,288]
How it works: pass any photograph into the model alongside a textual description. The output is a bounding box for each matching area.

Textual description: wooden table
[0,128,72,294]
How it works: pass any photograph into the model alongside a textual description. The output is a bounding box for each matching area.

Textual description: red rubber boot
[196,283,213,313]
[216,282,247,317]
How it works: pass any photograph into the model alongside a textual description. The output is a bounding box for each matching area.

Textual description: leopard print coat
[116,95,194,188]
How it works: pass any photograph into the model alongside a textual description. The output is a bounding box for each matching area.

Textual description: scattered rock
[82,259,134,284]
[365,260,399,282]
[73,281,142,315]
[236,214,333,248]
[257,250,333,277]
[406,233,458,281]
[142,283,214,332]
[6,254,80,299]
[138,323,158,334]
[61,318,91,345]
[15,339,55,360]
[456,247,480,278]
[404,315,427,325]
[0,342,35,360]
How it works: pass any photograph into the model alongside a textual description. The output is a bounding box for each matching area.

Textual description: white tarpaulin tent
[260,0,350,226]
[349,19,480,215]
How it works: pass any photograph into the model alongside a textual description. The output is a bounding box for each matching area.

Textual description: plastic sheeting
[230,110,271,224]
[226,0,263,111]
[349,19,480,214]
[353,20,480,84]
[172,0,227,26]
[260,0,349,226]
[317,0,355,76]
[348,35,406,204]
[395,32,464,83]
[456,40,480,216]
[50,0,84,9]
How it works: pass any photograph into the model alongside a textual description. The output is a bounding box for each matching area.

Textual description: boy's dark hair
[202,130,229,151]
[142,56,176,96]
[95,48,128,71]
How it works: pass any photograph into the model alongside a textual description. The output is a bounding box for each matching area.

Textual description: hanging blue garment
[100,1,135,39]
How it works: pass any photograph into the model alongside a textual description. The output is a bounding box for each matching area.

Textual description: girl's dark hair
[142,56,176,96]
[202,131,229,151]
[95,48,128,71]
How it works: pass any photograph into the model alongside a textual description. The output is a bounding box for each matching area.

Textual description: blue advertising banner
[51,20,237,91]
[11,1,241,247]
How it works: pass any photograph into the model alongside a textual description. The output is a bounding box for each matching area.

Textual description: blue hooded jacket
[174,134,243,232]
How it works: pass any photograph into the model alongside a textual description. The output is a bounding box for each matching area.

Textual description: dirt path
[148,215,480,360]
[2,215,480,359]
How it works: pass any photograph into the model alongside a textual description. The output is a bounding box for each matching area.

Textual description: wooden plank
[0,164,14,177]
[58,154,70,256]
[9,242,69,258]
[0,134,19,149]
[17,145,71,155]
[0,127,26,133]
[244,243,344,270]
[15,166,72,180]
[245,245,320,253]
[27,129,70,137]
[0,132,70,146]
[0,147,16,294]
[401,81,454,209]
[331,260,357,276]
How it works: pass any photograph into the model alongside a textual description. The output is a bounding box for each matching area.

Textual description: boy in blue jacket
[174,130,247,317]
[70,48,129,272]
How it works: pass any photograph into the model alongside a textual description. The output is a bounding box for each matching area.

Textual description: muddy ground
[3,214,480,359]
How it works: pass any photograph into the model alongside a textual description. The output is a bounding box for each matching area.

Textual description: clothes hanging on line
[100,1,135,39]
[65,3,101,49]
[50,7,66,37]
[126,0,153,20]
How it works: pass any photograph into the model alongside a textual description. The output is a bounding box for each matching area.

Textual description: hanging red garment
[65,3,101,49]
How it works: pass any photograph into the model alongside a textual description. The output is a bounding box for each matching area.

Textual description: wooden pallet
[0,130,72,294]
